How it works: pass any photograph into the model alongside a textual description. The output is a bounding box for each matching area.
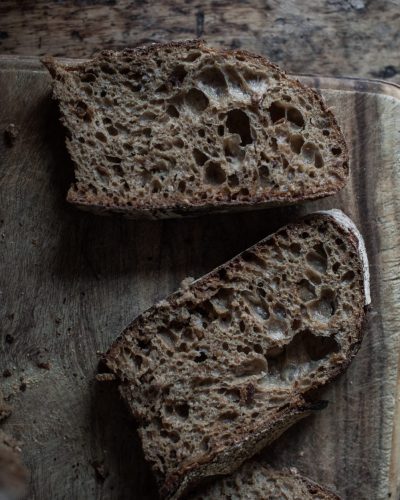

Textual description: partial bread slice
[101,210,369,498]
[0,430,29,500]
[192,462,340,500]
[43,40,348,219]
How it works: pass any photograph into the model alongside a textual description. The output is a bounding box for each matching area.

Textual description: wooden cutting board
[0,56,399,500]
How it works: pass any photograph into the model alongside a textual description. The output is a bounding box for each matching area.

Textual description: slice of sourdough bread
[43,40,348,219]
[101,210,369,498]
[191,462,341,500]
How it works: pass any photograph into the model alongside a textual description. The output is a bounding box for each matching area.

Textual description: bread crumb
[91,460,108,482]
[96,373,116,382]
[37,362,51,370]
[4,123,19,147]
[180,277,195,289]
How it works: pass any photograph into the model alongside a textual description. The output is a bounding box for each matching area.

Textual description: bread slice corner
[191,461,341,500]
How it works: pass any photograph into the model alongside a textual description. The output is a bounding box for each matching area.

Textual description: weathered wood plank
[0,1,399,84]
[0,58,399,499]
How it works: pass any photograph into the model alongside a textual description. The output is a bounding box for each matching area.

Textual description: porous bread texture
[103,212,367,498]
[43,40,349,218]
[191,462,341,500]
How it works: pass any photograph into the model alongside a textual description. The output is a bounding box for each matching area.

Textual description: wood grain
[0,58,400,500]
[0,1,400,83]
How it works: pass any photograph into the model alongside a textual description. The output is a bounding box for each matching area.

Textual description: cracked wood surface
[0,1,399,83]
[0,58,400,499]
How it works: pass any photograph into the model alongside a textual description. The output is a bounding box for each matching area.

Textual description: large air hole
[224,66,247,93]
[268,101,286,123]
[266,318,287,341]
[210,288,233,315]
[81,72,96,83]
[224,136,244,160]
[194,351,208,363]
[269,101,304,128]
[193,300,218,323]
[156,83,168,93]
[305,268,322,285]
[290,134,305,154]
[222,388,241,403]
[226,109,253,146]
[242,291,270,321]
[267,330,340,381]
[301,142,321,164]
[308,289,336,323]
[286,106,305,128]
[158,329,176,348]
[235,357,267,376]
[185,51,201,62]
[228,173,239,187]
[140,111,157,122]
[259,164,270,186]
[219,410,239,422]
[297,279,316,301]
[185,88,209,112]
[169,65,187,86]
[175,403,190,419]
[166,105,179,118]
[193,148,208,166]
[100,63,116,75]
[123,81,142,92]
[273,303,287,319]
[198,66,228,96]
[306,243,328,274]
[204,162,226,185]
[95,131,108,143]
[242,251,267,270]
[341,270,355,283]
[107,125,119,136]
[314,150,324,168]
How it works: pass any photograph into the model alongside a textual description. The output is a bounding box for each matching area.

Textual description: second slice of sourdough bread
[101,210,369,498]
[191,462,340,500]
[44,40,348,218]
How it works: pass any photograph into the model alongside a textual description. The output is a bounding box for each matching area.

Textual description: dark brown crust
[189,463,342,500]
[102,213,367,499]
[43,40,349,219]
[299,473,342,500]
[165,400,331,500]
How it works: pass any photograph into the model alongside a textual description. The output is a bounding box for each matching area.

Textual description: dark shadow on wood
[91,380,159,500]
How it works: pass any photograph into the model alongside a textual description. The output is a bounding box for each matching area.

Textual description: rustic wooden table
[1,2,400,500]
[0,0,399,83]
